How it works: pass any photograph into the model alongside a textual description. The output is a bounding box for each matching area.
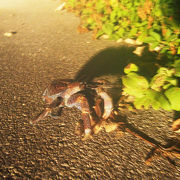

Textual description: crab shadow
[114,114,179,166]
[113,113,164,147]
[75,45,167,82]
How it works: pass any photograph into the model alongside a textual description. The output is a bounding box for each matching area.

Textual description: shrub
[65,0,180,55]
[122,61,180,111]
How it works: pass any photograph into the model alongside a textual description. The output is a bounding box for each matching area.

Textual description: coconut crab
[31,79,113,139]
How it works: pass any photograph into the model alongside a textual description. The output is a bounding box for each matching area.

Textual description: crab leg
[30,107,52,125]
[95,88,113,119]
[30,97,63,124]
[66,93,92,136]
[63,82,85,106]
[93,97,103,118]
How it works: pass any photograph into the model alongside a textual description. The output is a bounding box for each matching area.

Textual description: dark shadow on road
[114,113,164,148]
[75,45,167,82]
[114,113,180,166]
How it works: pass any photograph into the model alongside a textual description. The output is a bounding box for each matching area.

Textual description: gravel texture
[0,0,179,179]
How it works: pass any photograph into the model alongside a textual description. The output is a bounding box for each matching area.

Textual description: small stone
[116,38,123,43]
[61,163,69,167]
[133,46,145,56]
[124,38,136,44]
[4,31,17,37]
[100,35,109,39]
[135,40,143,45]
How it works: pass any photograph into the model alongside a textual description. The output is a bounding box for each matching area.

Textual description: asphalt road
[0,0,180,179]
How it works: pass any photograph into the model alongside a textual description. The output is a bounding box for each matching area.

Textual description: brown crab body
[31,79,113,138]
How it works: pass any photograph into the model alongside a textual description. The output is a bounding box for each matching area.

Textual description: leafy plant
[64,0,180,55]
[122,62,180,111]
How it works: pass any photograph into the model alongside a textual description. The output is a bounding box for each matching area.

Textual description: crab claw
[95,88,113,120]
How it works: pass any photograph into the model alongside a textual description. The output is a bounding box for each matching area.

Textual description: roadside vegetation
[63,0,180,114]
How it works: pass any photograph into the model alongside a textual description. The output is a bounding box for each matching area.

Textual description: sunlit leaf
[96,30,104,38]
[165,87,180,111]
[123,87,145,98]
[149,31,161,41]
[117,28,125,37]
[150,42,159,50]
[174,67,180,77]
[173,59,180,77]
[143,36,156,43]
[129,28,138,36]
[177,47,180,55]
[124,63,139,74]
[102,23,114,35]
[122,72,149,98]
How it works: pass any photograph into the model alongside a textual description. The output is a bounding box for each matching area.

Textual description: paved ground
[0,0,180,179]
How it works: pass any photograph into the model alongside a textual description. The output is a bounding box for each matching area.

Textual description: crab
[31,79,113,139]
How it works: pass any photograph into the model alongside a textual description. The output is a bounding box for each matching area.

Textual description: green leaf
[110,10,117,21]
[143,36,156,43]
[174,60,180,68]
[95,1,105,13]
[122,10,128,16]
[149,31,161,42]
[121,21,129,28]
[96,30,104,38]
[157,67,173,75]
[158,93,172,111]
[134,89,171,111]
[177,47,180,54]
[133,89,160,110]
[174,67,180,77]
[124,63,139,74]
[134,96,150,109]
[150,67,174,91]
[173,60,180,77]
[102,23,114,35]
[87,17,94,24]
[114,25,120,31]
[129,28,138,37]
[164,29,172,39]
[123,87,145,98]
[165,87,180,111]
[149,42,160,50]
[145,89,161,110]
[154,9,162,17]
[117,28,125,37]
[122,73,149,98]
[163,83,172,90]
[150,74,166,91]
[166,77,178,86]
